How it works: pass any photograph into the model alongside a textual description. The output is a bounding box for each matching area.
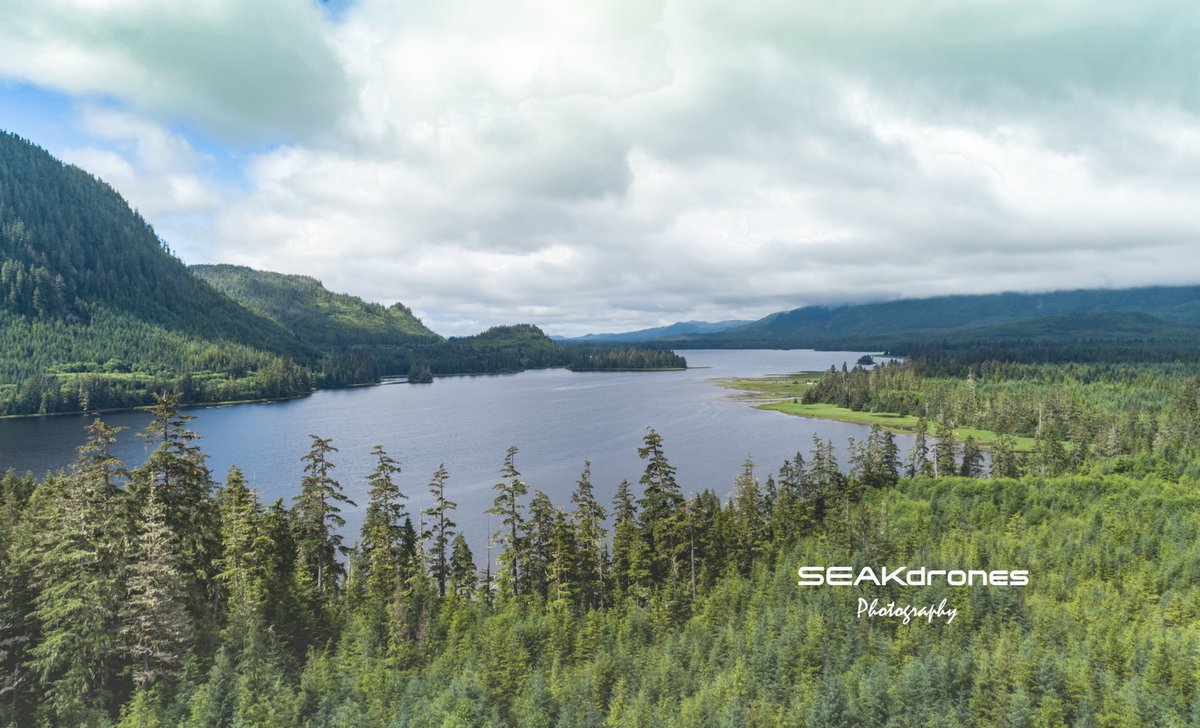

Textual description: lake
[0,350,909,557]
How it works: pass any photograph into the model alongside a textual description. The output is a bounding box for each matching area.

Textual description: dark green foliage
[0,133,300,350]
[5,353,1200,725]
[414,326,688,378]
[933,420,958,477]
[959,435,984,477]
[422,464,456,598]
[292,436,355,597]
[636,428,684,586]
[487,447,528,597]
[0,132,324,416]
[20,420,130,724]
[121,485,192,690]
[215,467,269,640]
[359,446,408,608]
[569,461,608,610]
[129,395,219,647]
[610,479,650,602]
[191,264,441,384]
[565,346,687,371]
[190,264,438,346]
[449,534,477,598]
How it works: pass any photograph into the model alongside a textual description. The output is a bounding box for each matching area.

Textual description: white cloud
[2,0,1199,336]
[0,0,348,139]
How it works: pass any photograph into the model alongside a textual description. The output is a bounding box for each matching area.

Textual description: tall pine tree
[122,483,192,690]
[292,435,355,595]
[570,461,607,610]
[636,428,683,585]
[487,446,527,597]
[422,464,456,598]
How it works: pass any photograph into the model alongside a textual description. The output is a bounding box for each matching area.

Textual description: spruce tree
[360,446,407,608]
[570,461,607,609]
[522,490,558,599]
[25,419,129,724]
[610,479,649,602]
[959,436,984,478]
[131,393,218,645]
[546,508,578,610]
[636,428,683,584]
[422,464,456,598]
[907,416,931,477]
[122,483,192,690]
[862,425,900,488]
[731,457,766,575]
[449,534,477,598]
[991,434,1021,478]
[215,466,268,641]
[292,435,355,595]
[487,446,527,597]
[933,420,958,477]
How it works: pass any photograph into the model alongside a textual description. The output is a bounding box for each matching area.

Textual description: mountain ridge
[618,285,1200,350]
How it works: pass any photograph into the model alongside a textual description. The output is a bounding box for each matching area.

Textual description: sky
[0,0,1197,337]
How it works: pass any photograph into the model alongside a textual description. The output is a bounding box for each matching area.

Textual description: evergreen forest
[2,351,1199,726]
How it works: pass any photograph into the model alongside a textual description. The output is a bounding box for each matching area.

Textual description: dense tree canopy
[1,365,1197,725]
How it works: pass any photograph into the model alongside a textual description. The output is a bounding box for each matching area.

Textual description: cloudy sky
[1,0,1197,336]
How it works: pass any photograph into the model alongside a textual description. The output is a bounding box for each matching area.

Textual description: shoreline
[0,364,698,421]
[717,374,1038,452]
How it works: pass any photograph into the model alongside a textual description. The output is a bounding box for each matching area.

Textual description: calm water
[0,350,908,556]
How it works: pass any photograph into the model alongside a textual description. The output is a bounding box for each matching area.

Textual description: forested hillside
[0,390,1196,726]
[0,132,315,415]
[191,264,440,349]
[0,133,302,351]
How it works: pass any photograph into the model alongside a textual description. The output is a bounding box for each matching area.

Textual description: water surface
[0,350,905,555]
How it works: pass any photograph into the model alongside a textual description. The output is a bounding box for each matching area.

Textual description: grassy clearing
[717,374,1038,452]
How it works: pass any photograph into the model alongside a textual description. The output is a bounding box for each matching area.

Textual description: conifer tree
[777,451,806,499]
[636,428,683,584]
[991,434,1021,479]
[610,479,649,602]
[862,425,900,488]
[360,446,407,607]
[808,435,844,498]
[933,420,958,477]
[570,461,607,609]
[522,490,557,599]
[959,436,984,477]
[907,416,931,477]
[25,419,129,724]
[122,483,192,690]
[731,457,766,575]
[546,508,578,610]
[0,472,34,712]
[1035,423,1070,476]
[487,446,527,597]
[449,534,477,598]
[770,452,813,546]
[292,435,355,595]
[215,466,268,640]
[131,393,218,642]
[422,464,456,598]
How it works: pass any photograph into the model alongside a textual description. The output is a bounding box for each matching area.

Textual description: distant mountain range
[560,319,751,343]
[577,287,1200,353]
